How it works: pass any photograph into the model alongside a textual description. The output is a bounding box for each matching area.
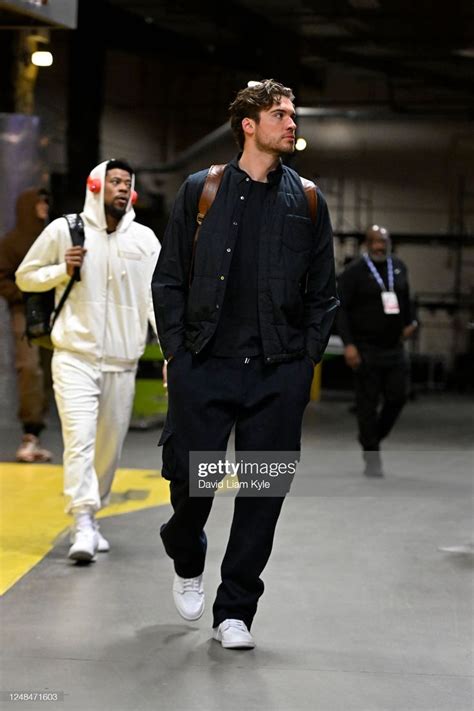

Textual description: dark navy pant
[158,352,314,629]
[354,347,408,451]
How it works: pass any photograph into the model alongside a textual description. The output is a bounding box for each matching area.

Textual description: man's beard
[369,252,388,263]
[105,203,126,221]
[255,135,295,157]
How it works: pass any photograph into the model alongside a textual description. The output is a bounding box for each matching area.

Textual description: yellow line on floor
[0,462,170,596]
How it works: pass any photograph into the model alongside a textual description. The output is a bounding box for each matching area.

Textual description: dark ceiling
[105,0,474,117]
[1,0,473,115]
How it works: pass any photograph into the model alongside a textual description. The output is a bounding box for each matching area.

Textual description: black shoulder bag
[23,214,85,349]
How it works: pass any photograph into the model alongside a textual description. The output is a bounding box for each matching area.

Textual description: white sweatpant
[52,350,136,514]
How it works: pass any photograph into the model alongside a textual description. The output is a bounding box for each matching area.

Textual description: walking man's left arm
[304,191,339,364]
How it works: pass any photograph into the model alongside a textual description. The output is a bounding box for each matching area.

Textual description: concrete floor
[0,393,473,711]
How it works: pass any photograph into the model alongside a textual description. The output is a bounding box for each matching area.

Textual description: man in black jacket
[152,79,338,649]
[337,225,417,478]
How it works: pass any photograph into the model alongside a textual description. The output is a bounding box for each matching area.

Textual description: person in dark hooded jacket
[0,187,52,462]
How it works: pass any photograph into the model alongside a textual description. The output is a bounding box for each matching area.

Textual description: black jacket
[337,255,413,350]
[152,157,339,364]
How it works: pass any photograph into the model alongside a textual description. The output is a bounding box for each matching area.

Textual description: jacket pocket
[158,425,172,446]
[158,425,177,481]
[186,275,217,323]
[269,277,304,327]
[118,250,142,261]
[282,215,313,252]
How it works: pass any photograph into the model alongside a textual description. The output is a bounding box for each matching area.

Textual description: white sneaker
[16,434,52,463]
[172,573,205,620]
[68,513,98,562]
[94,521,110,552]
[213,619,255,649]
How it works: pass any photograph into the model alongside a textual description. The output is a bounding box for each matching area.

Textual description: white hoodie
[16,161,160,370]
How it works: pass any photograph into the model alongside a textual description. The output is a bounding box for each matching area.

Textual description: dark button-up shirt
[209,174,274,356]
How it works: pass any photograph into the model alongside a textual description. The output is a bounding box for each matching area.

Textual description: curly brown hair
[229,79,295,150]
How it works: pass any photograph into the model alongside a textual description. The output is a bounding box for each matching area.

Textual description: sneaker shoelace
[227,619,247,632]
[182,577,202,592]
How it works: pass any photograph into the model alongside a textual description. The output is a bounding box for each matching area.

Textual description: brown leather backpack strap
[197,164,227,225]
[189,164,227,287]
[300,177,318,224]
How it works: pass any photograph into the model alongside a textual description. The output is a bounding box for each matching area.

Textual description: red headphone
[87,176,138,204]
[87,176,101,193]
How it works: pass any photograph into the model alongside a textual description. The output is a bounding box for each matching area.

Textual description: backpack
[24,214,85,349]
[189,164,318,285]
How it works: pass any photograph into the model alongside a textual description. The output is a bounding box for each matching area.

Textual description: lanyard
[363,253,394,292]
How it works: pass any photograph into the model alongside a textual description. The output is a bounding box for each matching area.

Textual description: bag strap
[50,214,85,327]
[189,164,227,286]
[197,165,227,226]
[50,274,76,329]
[300,177,318,223]
[63,213,85,282]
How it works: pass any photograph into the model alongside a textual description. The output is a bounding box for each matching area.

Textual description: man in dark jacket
[152,79,338,649]
[0,188,52,462]
[337,225,417,478]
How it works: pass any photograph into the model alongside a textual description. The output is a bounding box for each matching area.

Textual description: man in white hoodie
[16,160,160,561]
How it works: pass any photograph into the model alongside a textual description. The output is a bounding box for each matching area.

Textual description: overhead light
[26,28,53,67]
[32,51,53,67]
[455,48,474,58]
[295,137,307,151]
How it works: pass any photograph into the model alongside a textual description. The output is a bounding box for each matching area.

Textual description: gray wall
[0,114,41,427]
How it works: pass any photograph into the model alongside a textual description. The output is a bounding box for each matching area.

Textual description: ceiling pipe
[137,106,470,174]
